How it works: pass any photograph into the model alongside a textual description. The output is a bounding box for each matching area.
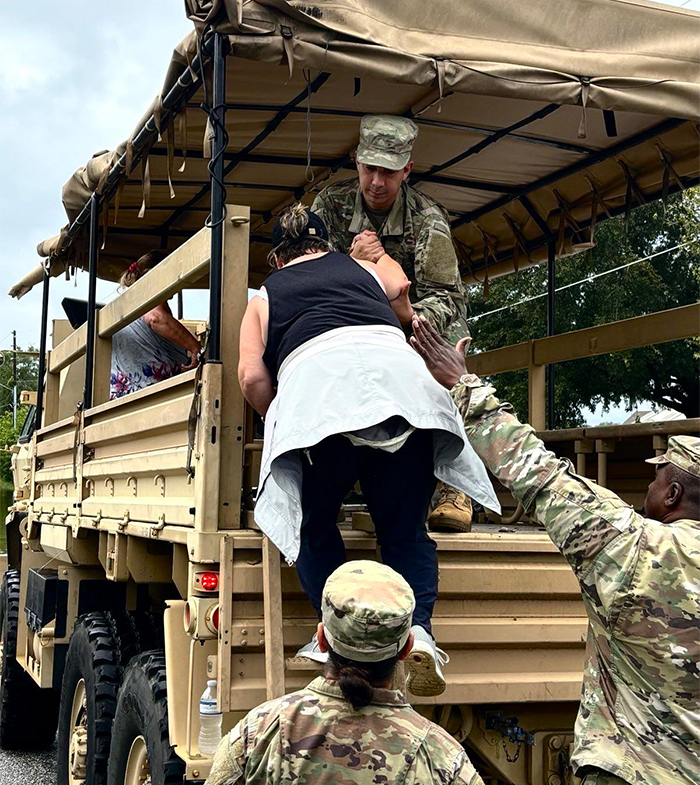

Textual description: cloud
[0,1,191,346]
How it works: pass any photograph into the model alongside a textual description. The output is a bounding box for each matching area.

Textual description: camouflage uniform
[451,376,700,785]
[311,116,468,343]
[206,562,484,785]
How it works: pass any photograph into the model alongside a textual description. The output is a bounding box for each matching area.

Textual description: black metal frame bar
[163,72,332,232]
[519,195,553,239]
[207,33,228,363]
[467,171,697,274]
[146,149,512,194]
[412,104,561,185]
[452,117,686,230]
[546,238,556,431]
[34,268,51,431]
[216,102,594,156]
[83,193,101,409]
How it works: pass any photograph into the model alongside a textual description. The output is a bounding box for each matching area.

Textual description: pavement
[0,742,57,784]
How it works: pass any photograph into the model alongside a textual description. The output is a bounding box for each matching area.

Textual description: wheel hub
[68,679,88,785]
[125,735,151,785]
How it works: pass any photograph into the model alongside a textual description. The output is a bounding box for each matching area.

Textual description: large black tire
[107,651,185,785]
[57,612,162,785]
[0,569,60,750]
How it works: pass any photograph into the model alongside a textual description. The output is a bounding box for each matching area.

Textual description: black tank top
[262,252,401,378]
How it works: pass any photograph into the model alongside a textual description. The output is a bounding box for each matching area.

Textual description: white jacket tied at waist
[255,325,501,562]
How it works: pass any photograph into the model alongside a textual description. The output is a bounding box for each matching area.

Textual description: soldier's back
[220,677,483,785]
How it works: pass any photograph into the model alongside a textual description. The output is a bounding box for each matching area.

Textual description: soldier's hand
[351,230,385,263]
[410,315,471,389]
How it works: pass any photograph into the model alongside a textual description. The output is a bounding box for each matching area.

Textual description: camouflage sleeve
[451,377,645,619]
[310,190,350,254]
[206,721,246,785]
[408,726,485,785]
[412,209,468,341]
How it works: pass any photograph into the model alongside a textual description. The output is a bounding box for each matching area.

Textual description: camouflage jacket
[205,676,484,785]
[452,378,700,785]
[311,180,468,342]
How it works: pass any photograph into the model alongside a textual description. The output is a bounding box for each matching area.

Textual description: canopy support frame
[207,32,228,363]
[83,193,101,409]
[453,117,686,231]
[546,238,556,430]
[34,268,51,432]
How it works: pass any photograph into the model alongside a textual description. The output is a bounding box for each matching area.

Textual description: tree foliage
[0,345,38,483]
[0,345,39,413]
[0,407,28,484]
[467,189,700,427]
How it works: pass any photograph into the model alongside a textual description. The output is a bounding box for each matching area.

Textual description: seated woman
[110,250,201,399]
[238,204,499,697]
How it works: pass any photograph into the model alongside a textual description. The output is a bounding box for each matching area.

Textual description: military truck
[2,2,698,784]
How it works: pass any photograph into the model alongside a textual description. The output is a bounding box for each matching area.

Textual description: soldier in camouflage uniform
[312,115,474,533]
[410,315,700,785]
[205,561,484,785]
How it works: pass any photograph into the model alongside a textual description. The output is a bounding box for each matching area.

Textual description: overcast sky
[0,0,696,421]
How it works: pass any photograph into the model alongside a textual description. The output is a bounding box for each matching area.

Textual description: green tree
[0,407,28,484]
[0,345,39,414]
[467,189,700,427]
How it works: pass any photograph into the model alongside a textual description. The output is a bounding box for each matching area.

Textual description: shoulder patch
[455,756,484,785]
[417,219,459,286]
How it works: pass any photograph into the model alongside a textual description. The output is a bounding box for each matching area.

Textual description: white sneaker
[405,625,449,697]
[293,632,328,664]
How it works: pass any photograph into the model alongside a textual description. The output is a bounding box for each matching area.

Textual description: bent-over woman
[238,204,499,697]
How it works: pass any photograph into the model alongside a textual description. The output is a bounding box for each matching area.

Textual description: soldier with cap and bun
[312,115,475,533]
[205,561,485,785]
[410,314,700,785]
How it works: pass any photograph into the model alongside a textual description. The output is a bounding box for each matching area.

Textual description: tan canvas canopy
[12,0,699,298]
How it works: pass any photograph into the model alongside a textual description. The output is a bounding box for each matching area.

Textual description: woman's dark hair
[119,249,167,288]
[268,203,331,267]
[325,646,399,709]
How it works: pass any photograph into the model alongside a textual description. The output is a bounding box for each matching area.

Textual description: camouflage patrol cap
[321,561,415,663]
[356,115,419,171]
[646,435,700,478]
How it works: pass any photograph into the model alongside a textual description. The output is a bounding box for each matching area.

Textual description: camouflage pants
[580,769,629,785]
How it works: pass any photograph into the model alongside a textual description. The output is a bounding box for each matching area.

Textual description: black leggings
[295,429,438,633]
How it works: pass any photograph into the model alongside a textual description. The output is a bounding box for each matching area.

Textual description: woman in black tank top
[237,204,482,699]
[239,205,415,413]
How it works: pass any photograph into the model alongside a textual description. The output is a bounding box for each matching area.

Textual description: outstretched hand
[410,316,471,389]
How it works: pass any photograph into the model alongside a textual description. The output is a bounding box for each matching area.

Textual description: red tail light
[195,571,219,592]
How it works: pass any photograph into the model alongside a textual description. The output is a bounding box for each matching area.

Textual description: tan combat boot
[428,482,473,532]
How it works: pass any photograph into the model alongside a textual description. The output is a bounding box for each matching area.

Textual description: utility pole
[12,330,17,428]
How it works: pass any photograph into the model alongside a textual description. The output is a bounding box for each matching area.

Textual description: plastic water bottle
[198,679,223,755]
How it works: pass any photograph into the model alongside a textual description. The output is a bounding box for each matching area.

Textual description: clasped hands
[350,230,385,263]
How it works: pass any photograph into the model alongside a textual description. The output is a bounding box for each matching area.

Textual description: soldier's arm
[412,211,467,337]
[451,377,644,615]
[310,190,347,254]
[206,720,246,785]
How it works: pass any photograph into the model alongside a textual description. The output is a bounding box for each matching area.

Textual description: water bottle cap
[207,679,217,687]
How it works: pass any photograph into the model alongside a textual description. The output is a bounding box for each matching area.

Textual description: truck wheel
[107,651,185,785]
[57,612,153,785]
[0,569,60,750]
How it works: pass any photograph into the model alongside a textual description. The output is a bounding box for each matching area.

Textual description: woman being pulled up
[238,204,499,697]
[110,250,201,399]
